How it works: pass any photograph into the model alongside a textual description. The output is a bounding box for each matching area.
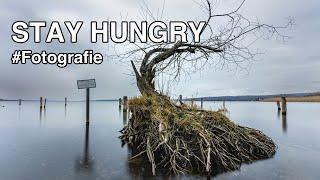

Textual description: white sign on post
[77,79,96,89]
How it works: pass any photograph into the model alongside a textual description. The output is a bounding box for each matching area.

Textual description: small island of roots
[120,95,276,176]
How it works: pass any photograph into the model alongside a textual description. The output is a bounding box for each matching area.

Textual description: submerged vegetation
[120,95,276,175]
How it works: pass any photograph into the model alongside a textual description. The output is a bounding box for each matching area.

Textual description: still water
[0,101,319,180]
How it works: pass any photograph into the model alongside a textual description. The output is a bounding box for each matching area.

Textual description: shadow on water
[75,123,94,173]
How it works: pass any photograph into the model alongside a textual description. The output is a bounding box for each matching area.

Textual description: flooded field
[0,101,319,180]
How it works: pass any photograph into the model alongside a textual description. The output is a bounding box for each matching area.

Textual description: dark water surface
[0,101,319,180]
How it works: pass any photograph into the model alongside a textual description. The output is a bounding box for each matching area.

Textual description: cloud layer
[1,0,319,99]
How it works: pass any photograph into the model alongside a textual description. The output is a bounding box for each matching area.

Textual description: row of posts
[19,95,287,115]
[179,95,204,109]
[119,96,128,111]
[18,97,68,108]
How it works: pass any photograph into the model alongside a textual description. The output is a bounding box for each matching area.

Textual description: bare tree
[119,0,291,176]
[121,0,292,96]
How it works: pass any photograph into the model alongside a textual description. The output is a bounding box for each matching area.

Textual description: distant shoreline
[2,91,320,103]
[186,91,320,102]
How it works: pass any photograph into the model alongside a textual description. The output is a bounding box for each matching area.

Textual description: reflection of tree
[75,124,94,172]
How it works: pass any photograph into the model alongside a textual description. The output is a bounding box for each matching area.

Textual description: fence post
[40,97,43,109]
[281,97,287,115]
[119,98,122,108]
[201,98,203,109]
[44,98,47,109]
[179,95,183,105]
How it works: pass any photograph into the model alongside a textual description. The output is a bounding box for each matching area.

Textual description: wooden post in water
[40,97,43,109]
[179,95,183,105]
[281,97,287,115]
[44,98,47,109]
[77,79,96,125]
[200,98,204,109]
[65,97,67,106]
[86,89,90,124]
[119,98,122,108]
[276,101,281,111]
[123,96,128,112]
[18,99,22,106]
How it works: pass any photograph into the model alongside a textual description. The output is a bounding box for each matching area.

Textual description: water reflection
[44,108,47,121]
[123,110,128,126]
[282,114,287,133]
[75,124,94,172]
[64,105,67,120]
[18,106,21,120]
[1,101,320,179]
[277,109,281,119]
[39,107,42,125]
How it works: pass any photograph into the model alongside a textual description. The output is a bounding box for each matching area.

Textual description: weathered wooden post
[40,97,43,109]
[77,79,96,124]
[200,98,204,109]
[123,96,128,112]
[281,97,287,115]
[179,95,183,105]
[65,97,67,106]
[86,89,90,123]
[44,98,47,109]
[119,98,122,108]
[18,99,22,106]
[276,101,281,111]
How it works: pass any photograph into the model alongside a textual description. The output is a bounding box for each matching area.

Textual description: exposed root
[119,95,276,176]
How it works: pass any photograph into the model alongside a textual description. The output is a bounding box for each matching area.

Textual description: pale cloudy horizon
[1,0,319,100]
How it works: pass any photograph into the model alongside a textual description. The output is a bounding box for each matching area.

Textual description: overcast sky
[1,0,319,100]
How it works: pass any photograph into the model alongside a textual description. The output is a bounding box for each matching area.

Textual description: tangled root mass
[119,95,276,176]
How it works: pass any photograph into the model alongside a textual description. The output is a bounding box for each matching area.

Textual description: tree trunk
[131,61,156,95]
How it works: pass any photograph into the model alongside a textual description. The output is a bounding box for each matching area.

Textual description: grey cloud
[0,0,319,99]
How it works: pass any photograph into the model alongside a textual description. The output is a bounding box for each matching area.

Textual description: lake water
[0,101,319,180]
